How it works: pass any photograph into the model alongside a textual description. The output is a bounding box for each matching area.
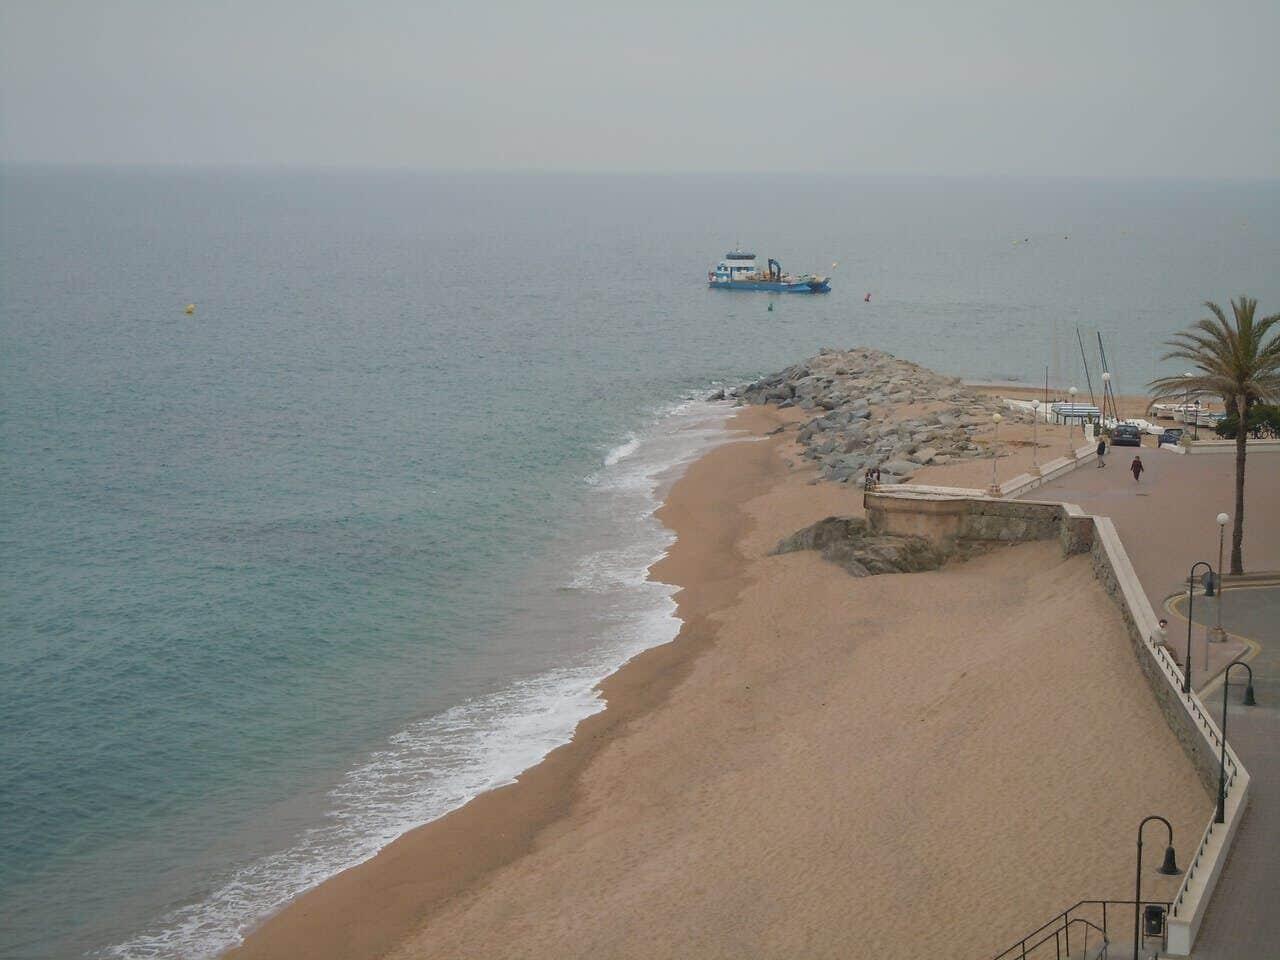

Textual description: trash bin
[1144,904,1166,937]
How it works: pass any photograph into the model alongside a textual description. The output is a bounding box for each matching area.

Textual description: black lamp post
[1193,399,1201,440]
[1135,815,1181,960]
[1216,661,1258,823]
[1184,562,1214,693]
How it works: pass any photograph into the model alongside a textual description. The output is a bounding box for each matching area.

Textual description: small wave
[102,394,733,960]
[102,665,618,959]
[567,544,668,593]
[603,435,640,466]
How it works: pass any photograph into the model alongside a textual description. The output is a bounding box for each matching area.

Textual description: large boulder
[770,516,950,577]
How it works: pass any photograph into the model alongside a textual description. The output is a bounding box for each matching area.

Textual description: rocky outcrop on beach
[726,347,1029,485]
[770,516,949,577]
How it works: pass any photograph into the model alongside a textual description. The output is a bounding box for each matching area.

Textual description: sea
[2,168,1277,960]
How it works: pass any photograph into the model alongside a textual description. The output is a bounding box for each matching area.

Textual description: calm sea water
[2,169,1277,959]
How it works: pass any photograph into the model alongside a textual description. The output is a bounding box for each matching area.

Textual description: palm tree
[1149,297,1280,574]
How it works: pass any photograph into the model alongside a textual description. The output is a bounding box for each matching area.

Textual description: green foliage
[1147,296,1280,574]
[1215,402,1280,439]
[1147,296,1280,410]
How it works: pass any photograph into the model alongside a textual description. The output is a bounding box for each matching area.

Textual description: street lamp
[1193,399,1201,440]
[989,413,1003,496]
[1134,815,1181,960]
[1030,400,1041,475]
[1184,561,1214,693]
[1183,372,1194,428]
[1215,660,1257,824]
[1101,370,1112,425]
[1067,386,1079,458]
[1212,513,1229,642]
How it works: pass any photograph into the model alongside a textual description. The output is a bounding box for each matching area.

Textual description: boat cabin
[713,251,757,281]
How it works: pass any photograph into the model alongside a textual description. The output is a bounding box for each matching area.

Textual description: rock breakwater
[726,347,1030,484]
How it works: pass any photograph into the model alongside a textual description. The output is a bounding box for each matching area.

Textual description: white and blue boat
[707,250,831,293]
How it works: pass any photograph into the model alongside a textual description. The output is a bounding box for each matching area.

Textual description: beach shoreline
[227,366,1209,960]
[224,404,795,960]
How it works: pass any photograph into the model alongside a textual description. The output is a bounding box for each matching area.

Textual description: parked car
[1158,428,1184,446]
[1110,424,1144,447]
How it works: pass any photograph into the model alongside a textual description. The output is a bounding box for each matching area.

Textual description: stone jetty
[722,347,1030,485]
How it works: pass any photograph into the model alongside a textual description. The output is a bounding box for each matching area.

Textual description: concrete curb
[1183,438,1280,455]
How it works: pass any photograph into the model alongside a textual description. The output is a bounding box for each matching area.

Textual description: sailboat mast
[1076,326,1097,411]
[1097,332,1117,424]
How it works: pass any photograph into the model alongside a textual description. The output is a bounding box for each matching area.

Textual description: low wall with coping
[863,489,1251,956]
[864,493,1094,554]
[1183,438,1280,455]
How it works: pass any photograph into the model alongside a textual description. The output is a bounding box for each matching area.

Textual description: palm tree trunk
[1232,393,1246,574]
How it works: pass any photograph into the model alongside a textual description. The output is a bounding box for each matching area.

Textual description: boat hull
[708,278,831,293]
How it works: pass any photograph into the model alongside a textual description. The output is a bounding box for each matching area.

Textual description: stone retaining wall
[864,493,1091,551]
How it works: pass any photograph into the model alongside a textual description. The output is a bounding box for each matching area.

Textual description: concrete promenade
[1177,584,1280,960]
[1021,448,1280,690]
[1026,450,1280,958]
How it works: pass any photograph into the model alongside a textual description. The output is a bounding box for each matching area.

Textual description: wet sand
[228,404,1209,960]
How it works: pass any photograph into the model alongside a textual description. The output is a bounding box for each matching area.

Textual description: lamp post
[1134,815,1181,960]
[1212,513,1229,642]
[1030,400,1041,475]
[1184,561,1214,693]
[1194,399,1201,440]
[988,413,1002,496]
[1216,660,1257,823]
[1067,386,1079,457]
[1183,372,1194,429]
[1101,370,1112,425]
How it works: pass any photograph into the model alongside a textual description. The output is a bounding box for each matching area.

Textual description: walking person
[1096,436,1107,468]
[1130,454,1144,483]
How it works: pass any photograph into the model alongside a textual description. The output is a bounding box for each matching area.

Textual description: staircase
[987,900,1173,960]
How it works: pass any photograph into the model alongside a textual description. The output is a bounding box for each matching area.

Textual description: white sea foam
[102,398,734,960]
[603,434,640,466]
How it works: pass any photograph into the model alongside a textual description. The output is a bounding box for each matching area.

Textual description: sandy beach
[227,399,1210,960]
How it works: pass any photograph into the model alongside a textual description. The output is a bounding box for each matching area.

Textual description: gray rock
[771,516,949,577]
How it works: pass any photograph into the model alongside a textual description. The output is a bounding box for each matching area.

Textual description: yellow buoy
[185,304,195,315]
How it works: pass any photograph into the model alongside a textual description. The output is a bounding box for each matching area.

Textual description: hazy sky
[2,1,1277,176]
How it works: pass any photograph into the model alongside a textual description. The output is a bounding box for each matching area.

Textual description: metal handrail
[1019,917,1108,960]
[988,900,1168,960]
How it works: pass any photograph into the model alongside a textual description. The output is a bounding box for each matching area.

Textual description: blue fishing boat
[707,250,831,293]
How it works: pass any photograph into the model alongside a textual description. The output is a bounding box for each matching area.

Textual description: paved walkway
[1023,452,1280,958]
[1182,585,1280,960]
[1023,449,1280,688]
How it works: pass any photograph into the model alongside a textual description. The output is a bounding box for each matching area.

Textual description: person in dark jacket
[1130,455,1145,482]
[1096,437,1107,468]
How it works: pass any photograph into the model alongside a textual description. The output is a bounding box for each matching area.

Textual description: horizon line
[2,161,1278,184]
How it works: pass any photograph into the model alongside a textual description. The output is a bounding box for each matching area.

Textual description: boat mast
[1076,326,1097,412]
[1097,332,1119,424]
